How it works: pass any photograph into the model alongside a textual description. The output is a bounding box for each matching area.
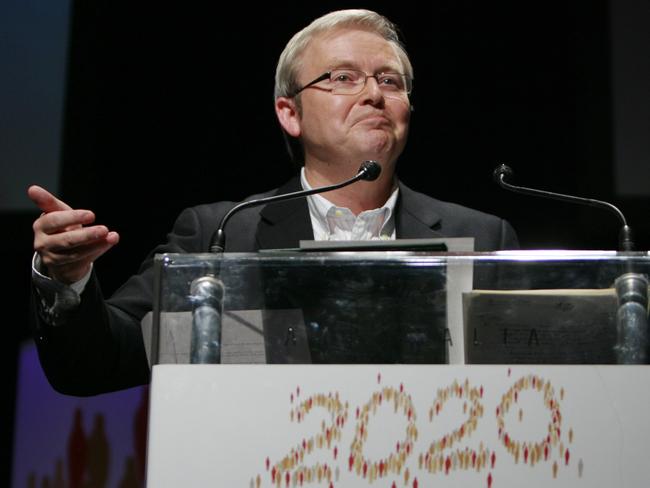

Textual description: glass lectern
[146,251,650,366]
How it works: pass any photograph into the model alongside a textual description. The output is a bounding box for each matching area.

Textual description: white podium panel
[146,365,650,488]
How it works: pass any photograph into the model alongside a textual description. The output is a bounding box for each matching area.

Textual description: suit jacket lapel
[256,176,314,250]
[395,181,444,239]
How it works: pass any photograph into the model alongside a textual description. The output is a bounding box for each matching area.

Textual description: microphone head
[493,163,514,185]
[359,160,382,181]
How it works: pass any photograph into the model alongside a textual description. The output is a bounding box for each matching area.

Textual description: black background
[4,1,648,484]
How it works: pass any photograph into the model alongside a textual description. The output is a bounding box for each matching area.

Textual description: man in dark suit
[28,9,517,395]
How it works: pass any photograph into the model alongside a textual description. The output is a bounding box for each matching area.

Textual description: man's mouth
[357,115,390,127]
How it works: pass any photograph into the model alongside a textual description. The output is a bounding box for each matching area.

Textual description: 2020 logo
[251,371,578,488]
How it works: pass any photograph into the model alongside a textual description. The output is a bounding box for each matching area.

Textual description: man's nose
[360,76,384,104]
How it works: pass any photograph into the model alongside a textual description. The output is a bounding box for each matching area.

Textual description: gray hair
[274,9,413,100]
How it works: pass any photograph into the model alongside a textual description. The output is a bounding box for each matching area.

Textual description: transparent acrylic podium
[147,250,650,366]
[144,251,650,488]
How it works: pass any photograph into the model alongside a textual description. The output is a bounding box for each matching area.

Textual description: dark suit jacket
[31,177,518,395]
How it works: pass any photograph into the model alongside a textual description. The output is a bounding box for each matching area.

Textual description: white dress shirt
[301,168,399,241]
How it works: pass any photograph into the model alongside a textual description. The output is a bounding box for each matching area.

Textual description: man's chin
[357,133,395,159]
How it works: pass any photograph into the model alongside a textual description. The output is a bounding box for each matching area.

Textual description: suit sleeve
[29,205,220,396]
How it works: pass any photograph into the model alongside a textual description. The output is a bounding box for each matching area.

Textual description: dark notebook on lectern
[297,238,447,252]
[255,238,474,365]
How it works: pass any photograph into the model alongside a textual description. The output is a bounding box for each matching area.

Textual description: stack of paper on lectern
[463,288,618,364]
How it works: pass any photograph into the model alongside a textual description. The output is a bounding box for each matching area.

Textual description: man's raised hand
[28,185,119,284]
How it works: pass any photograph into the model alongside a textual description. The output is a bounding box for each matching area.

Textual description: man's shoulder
[188,178,298,221]
[168,176,302,252]
[398,181,502,224]
[397,181,518,251]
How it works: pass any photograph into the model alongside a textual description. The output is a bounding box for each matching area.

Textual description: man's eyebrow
[326,59,359,69]
[328,58,401,73]
[327,59,402,72]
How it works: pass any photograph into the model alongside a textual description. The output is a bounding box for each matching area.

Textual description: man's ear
[275,97,301,137]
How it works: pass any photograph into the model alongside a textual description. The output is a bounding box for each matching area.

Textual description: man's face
[289,28,411,172]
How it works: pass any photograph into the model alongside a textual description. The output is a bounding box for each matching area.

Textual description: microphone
[493,163,635,252]
[209,160,382,253]
[494,164,648,364]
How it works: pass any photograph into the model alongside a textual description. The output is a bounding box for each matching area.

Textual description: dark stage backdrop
[59,1,648,301]
[4,1,649,486]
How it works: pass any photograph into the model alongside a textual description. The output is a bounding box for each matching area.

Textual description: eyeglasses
[291,69,413,98]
